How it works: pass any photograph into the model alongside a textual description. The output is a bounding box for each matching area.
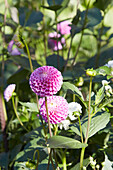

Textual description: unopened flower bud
[101,161,105,167]
[75,77,84,86]
[96,164,100,169]
[83,166,86,170]
[13,34,24,49]
[86,68,97,77]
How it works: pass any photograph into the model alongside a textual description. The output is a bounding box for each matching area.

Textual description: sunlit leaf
[71,111,110,138]
[47,135,87,148]
[95,86,105,105]
[19,102,38,112]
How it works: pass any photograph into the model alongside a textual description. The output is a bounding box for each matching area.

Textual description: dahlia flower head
[48,32,65,51]
[29,66,63,97]
[8,40,21,56]
[57,21,71,35]
[40,96,69,124]
[4,84,16,102]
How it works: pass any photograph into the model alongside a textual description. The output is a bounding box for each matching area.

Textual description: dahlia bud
[13,34,24,49]
[86,68,97,77]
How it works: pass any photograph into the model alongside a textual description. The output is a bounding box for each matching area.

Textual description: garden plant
[1,0,113,169]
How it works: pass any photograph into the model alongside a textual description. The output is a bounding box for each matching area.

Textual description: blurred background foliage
[1,0,113,169]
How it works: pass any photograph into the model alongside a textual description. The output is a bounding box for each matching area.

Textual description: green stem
[55,11,60,69]
[24,40,33,73]
[71,0,90,67]
[80,147,85,170]
[45,96,52,137]
[62,149,67,170]
[85,76,92,143]
[80,76,93,170]
[47,149,56,170]
[95,19,104,68]
[73,93,75,102]
[24,40,40,111]
[42,0,47,60]
[63,36,73,72]
[12,96,28,132]
[33,150,39,170]
[78,116,83,143]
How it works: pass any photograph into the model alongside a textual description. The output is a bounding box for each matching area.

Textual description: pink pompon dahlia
[57,21,71,35]
[40,96,69,124]
[29,66,63,97]
[4,84,16,102]
[48,32,65,51]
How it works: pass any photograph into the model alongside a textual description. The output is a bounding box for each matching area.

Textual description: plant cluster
[1,0,113,170]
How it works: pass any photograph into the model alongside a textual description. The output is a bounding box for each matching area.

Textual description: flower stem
[24,40,33,73]
[45,96,52,137]
[12,96,29,132]
[80,147,85,170]
[78,116,83,143]
[71,0,90,67]
[62,149,67,170]
[85,76,92,143]
[24,40,40,111]
[55,11,60,69]
[79,76,93,169]
[42,0,47,60]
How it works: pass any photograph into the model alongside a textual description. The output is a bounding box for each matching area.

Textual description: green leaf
[19,102,38,112]
[81,8,103,28]
[14,162,31,170]
[41,5,62,11]
[63,82,84,100]
[80,0,96,8]
[19,8,43,27]
[38,158,55,170]
[47,0,63,5]
[71,111,110,138]
[96,66,111,76]
[70,158,89,170]
[72,9,81,25]
[95,86,105,105]
[7,68,29,84]
[85,47,113,69]
[0,152,9,169]
[46,54,66,71]
[15,145,47,163]
[9,144,22,163]
[62,82,87,107]
[47,135,87,149]
[10,56,40,71]
[94,0,112,11]
[97,97,113,113]
[0,13,4,26]
[0,59,18,83]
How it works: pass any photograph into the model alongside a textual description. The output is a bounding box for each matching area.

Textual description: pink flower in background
[8,40,21,56]
[29,66,63,97]
[57,21,71,35]
[40,96,69,124]
[4,84,16,102]
[48,32,65,51]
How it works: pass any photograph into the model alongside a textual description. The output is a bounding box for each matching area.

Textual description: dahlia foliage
[2,1,113,169]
